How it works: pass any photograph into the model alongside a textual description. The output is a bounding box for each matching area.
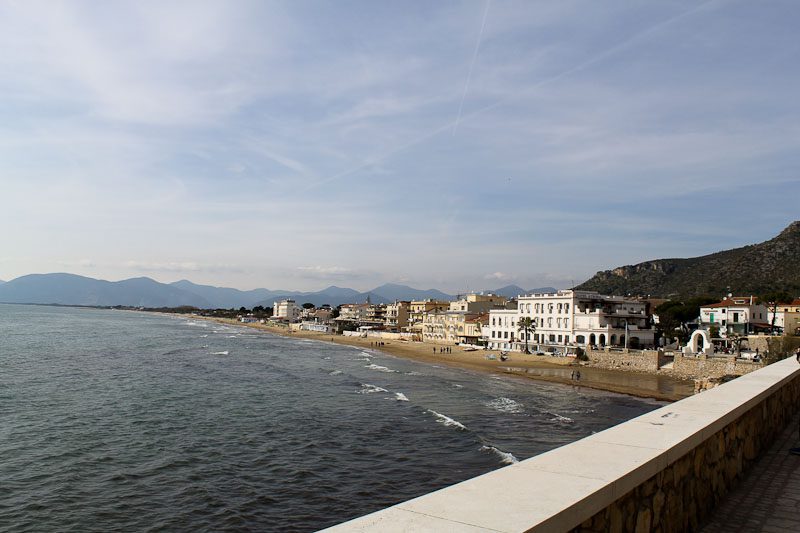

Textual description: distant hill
[368,283,454,302]
[170,279,277,309]
[577,221,800,298]
[0,273,211,308]
[489,285,557,298]
[0,273,562,309]
[257,286,372,308]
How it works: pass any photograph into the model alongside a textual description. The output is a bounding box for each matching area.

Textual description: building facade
[273,299,301,321]
[699,296,770,335]
[487,290,655,352]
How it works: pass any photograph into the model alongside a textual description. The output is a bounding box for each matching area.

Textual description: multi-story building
[338,303,370,321]
[385,301,410,331]
[408,299,451,332]
[485,309,518,350]
[273,299,301,321]
[423,294,509,345]
[422,311,488,345]
[487,289,655,351]
[449,293,508,313]
[699,296,770,335]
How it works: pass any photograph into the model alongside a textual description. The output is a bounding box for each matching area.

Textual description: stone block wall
[571,374,800,533]
[672,354,762,379]
[586,348,661,373]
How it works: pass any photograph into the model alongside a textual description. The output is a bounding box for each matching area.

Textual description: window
[565,335,570,343]
[565,303,569,313]
[491,331,496,338]
[558,334,562,342]
[504,331,508,339]
[549,334,556,342]
[492,318,495,325]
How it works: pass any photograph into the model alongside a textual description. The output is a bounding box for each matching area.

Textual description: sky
[1,0,798,292]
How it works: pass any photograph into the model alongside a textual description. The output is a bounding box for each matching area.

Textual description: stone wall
[572,372,800,533]
[672,353,762,379]
[586,347,663,373]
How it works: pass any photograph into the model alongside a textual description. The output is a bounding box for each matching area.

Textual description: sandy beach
[182,315,693,401]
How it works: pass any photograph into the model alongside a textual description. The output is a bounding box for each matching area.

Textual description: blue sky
[1,0,798,292]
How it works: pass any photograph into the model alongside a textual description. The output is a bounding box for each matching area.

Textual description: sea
[0,304,665,532]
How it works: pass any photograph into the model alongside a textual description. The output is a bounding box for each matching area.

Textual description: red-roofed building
[699,296,769,335]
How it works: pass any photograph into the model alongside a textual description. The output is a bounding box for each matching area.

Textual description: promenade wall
[322,357,800,533]
[671,353,762,380]
[586,347,664,373]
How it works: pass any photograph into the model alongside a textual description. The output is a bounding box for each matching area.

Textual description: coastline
[176,314,693,401]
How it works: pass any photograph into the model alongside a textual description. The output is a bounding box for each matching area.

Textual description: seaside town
[198,288,800,393]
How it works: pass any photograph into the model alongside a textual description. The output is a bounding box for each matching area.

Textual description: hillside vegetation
[577,222,800,298]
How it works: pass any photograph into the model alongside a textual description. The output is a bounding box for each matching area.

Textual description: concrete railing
[321,357,800,532]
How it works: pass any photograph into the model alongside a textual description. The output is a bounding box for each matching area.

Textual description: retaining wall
[322,357,800,533]
[672,353,762,380]
[586,348,664,373]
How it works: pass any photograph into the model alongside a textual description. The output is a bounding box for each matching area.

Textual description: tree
[302,302,315,309]
[517,317,535,354]
[760,292,793,334]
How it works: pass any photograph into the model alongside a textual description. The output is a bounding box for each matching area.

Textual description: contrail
[303,0,721,192]
[453,0,491,135]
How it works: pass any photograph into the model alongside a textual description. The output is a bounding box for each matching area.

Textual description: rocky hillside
[577,222,800,298]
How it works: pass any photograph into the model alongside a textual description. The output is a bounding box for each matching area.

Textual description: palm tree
[517,317,535,354]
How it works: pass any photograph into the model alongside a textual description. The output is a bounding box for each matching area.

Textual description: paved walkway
[702,413,800,532]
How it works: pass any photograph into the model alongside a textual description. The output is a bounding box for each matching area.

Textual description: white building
[700,296,770,335]
[487,290,655,352]
[273,299,301,321]
[485,309,518,350]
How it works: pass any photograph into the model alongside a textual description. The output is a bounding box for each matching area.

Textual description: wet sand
[184,316,694,401]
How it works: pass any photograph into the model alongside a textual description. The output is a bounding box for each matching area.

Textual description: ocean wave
[360,351,373,357]
[428,410,467,430]
[394,392,409,402]
[210,351,229,356]
[329,370,343,376]
[452,384,464,388]
[548,412,574,423]
[486,397,524,414]
[357,383,388,394]
[480,445,519,465]
[405,371,423,376]
[365,364,398,373]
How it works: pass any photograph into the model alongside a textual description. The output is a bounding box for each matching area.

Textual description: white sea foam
[405,371,423,376]
[200,334,208,338]
[428,410,467,430]
[358,383,388,394]
[227,335,238,338]
[365,364,399,373]
[452,384,464,388]
[480,445,519,465]
[329,370,343,376]
[360,351,373,357]
[486,397,524,414]
[394,392,409,402]
[322,356,331,360]
[548,413,574,423]
[210,351,230,356]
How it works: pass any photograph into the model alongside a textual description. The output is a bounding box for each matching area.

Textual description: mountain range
[577,221,800,298]
[0,273,554,309]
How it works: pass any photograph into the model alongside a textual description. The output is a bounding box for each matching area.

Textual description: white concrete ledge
[320,357,800,533]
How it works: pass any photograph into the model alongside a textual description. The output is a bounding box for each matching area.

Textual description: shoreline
[176,314,693,402]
